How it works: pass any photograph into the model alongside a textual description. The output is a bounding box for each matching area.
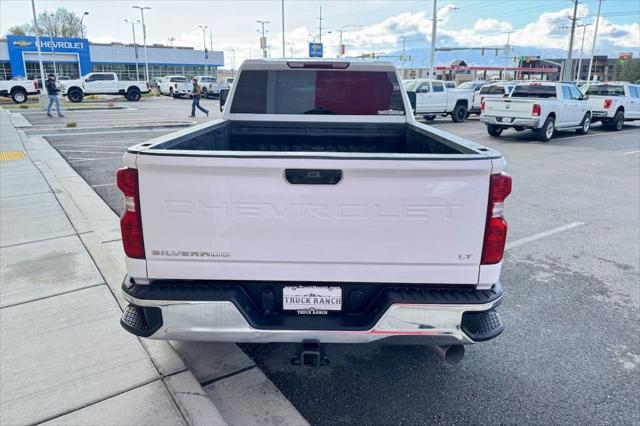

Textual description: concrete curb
[6,112,225,426]
[21,121,195,132]
[11,111,309,426]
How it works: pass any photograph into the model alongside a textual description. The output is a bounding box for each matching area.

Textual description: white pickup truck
[481,82,591,142]
[61,72,149,103]
[159,75,193,98]
[192,75,226,98]
[0,79,40,103]
[471,82,515,115]
[405,79,474,122]
[117,59,510,364]
[581,82,640,130]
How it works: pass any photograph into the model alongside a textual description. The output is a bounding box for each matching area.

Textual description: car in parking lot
[406,79,474,122]
[61,72,150,102]
[481,82,591,141]
[159,75,192,98]
[471,82,515,115]
[192,75,226,98]
[581,82,640,130]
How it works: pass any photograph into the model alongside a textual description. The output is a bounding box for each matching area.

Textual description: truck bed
[143,120,484,156]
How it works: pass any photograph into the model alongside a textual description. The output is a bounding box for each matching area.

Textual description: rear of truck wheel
[126,88,141,101]
[537,116,555,142]
[11,88,27,104]
[67,89,84,103]
[423,115,435,121]
[607,110,624,131]
[451,104,467,123]
[487,124,503,137]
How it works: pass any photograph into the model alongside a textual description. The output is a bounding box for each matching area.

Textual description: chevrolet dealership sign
[7,35,91,78]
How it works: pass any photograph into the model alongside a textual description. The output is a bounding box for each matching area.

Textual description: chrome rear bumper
[481,116,540,128]
[121,279,504,345]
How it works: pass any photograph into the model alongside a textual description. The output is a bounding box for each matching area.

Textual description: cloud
[473,18,513,33]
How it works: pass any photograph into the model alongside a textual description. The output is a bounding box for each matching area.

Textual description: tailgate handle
[285,169,342,185]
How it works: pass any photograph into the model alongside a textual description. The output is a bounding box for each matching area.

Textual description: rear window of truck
[585,85,625,96]
[230,70,405,115]
[170,77,187,82]
[511,85,556,98]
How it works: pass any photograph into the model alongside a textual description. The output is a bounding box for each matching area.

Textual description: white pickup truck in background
[405,79,474,122]
[61,72,149,102]
[159,75,192,98]
[471,82,515,115]
[117,59,511,365]
[192,75,226,98]
[0,79,40,103]
[581,82,640,130]
[481,82,591,141]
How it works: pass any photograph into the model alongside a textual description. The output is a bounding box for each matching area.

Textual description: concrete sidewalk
[0,108,307,425]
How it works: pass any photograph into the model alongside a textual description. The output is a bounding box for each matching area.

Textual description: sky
[1,0,639,68]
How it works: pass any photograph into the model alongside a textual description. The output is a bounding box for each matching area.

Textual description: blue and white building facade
[0,35,224,80]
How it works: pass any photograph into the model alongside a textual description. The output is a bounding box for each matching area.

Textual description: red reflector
[116,168,145,259]
[482,173,512,265]
[532,104,541,116]
[604,98,612,109]
[481,101,485,112]
[34,80,39,90]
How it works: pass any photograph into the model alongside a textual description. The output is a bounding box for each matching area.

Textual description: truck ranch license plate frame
[283,286,342,314]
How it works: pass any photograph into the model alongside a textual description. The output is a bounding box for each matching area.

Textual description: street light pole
[132,5,151,82]
[256,20,270,58]
[46,14,57,76]
[333,25,362,58]
[587,0,602,82]
[287,42,295,57]
[125,19,140,80]
[80,11,89,38]
[429,0,437,80]
[199,25,208,73]
[30,0,46,84]
[503,31,514,80]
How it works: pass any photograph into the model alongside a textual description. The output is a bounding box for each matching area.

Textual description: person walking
[45,74,64,118]
[190,77,209,117]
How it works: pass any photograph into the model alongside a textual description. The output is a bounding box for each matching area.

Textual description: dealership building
[0,35,224,80]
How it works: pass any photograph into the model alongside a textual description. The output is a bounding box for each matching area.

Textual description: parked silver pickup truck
[118,59,511,365]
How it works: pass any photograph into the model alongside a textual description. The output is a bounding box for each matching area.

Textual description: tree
[618,59,640,83]
[6,7,86,38]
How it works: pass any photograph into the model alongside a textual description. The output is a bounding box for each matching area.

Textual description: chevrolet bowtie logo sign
[12,40,32,47]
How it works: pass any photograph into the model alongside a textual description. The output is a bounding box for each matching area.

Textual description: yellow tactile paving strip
[0,151,26,161]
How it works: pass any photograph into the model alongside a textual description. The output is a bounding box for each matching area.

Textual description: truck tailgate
[484,98,534,119]
[136,154,492,285]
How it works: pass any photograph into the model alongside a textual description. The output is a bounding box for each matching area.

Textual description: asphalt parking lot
[19,99,640,424]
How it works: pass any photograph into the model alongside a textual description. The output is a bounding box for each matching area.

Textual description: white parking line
[622,150,640,155]
[91,183,117,188]
[506,221,585,250]
[32,129,171,137]
[53,143,132,149]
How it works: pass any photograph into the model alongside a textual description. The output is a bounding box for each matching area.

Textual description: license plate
[283,286,342,312]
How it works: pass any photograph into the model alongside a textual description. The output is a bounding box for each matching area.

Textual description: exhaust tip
[431,345,465,365]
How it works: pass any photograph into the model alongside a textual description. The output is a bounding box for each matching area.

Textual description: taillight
[146,81,150,89]
[480,96,484,104]
[481,172,512,265]
[481,101,485,112]
[532,104,541,116]
[116,168,145,259]
[604,98,612,109]
[34,80,39,90]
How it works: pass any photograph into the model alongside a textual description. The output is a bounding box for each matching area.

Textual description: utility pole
[564,0,579,81]
[400,36,407,71]
[575,23,591,82]
[429,0,437,80]
[503,31,514,80]
[256,20,270,58]
[132,5,151,82]
[209,28,213,52]
[587,0,602,82]
[318,6,323,45]
[124,19,140,79]
[281,0,286,58]
[30,0,46,84]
